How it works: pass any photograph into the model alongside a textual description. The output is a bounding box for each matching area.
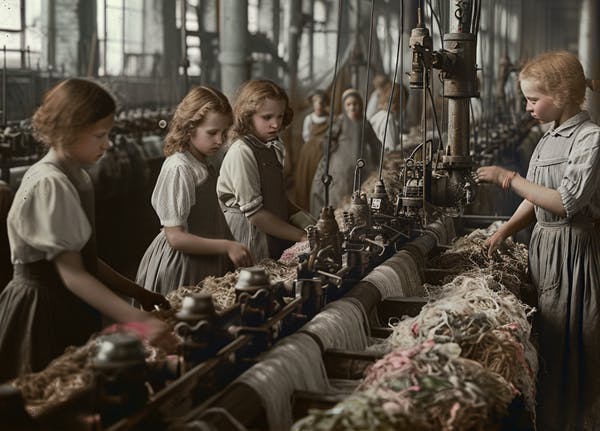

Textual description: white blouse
[302,112,328,142]
[8,155,92,263]
[151,151,210,229]
[217,137,285,218]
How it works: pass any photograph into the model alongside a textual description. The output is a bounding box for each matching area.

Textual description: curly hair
[230,80,293,140]
[32,78,116,148]
[164,86,233,157]
[519,51,587,109]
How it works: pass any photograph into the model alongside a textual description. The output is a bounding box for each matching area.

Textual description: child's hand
[485,229,507,258]
[141,317,180,354]
[138,289,171,311]
[475,166,509,187]
[227,241,254,267]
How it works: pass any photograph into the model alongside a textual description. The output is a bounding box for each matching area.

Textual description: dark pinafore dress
[0,161,101,383]
[223,135,293,261]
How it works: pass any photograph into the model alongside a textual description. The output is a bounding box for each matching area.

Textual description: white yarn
[300,298,370,351]
[235,332,330,431]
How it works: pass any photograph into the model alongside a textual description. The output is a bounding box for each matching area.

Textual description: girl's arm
[249,208,307,242]
[97,259,170,310]
[485,199,536,256]
[477,166,566,217]
[163,226,253,267]
[55,252,178,351]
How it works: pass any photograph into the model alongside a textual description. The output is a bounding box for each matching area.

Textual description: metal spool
[92,333,148,426]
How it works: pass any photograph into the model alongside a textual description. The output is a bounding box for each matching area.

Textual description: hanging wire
[353,0,376,193]
[322,0,345,208]
[377,0,404,179]
[398,0,405,156]
[425,0,445,168]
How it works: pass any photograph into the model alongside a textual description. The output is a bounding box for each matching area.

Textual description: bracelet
[501,171,518,190]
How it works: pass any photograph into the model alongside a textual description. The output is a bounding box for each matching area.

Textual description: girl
[136,86,252,296]
[310,88,381,216]
[0,78,176,382]
[217,79,307,261]
[294,89,330,212]
[476,51,600,430]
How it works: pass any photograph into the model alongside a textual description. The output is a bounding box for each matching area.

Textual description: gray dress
[136,152,234,296]
[310,114,381,217]
[526,111,600,430]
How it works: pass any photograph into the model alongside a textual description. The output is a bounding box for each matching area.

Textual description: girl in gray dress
[137,87,253,296]
[0,79,176,382]
[310,88,381,217]
[217,80,308,261]
[476,51,600,430]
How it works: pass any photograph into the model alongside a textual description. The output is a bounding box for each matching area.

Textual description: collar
[183,150,208,170]
[547,111,590,138]
[246,134,286,164]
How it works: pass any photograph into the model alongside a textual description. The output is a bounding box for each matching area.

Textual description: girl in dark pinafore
[136,86,253,296]
[217,80,309,261]
[477,51,600,430]
[0,78,176,383]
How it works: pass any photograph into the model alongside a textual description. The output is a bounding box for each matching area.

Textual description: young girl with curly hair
[217,79,308,261]
[137,86,252,296]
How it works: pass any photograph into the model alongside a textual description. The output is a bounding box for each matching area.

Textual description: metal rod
[355,0,376,193]
[2,45,6,126]
[20,0,26,69]
[322,0,344,208]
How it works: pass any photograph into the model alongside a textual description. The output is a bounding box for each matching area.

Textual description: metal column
[579,0,600,123]
[219,0,248,99]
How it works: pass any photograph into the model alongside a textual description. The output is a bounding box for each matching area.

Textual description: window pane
[127,0,143,10]
[0,0,21,31]
[0,31,21,48]
[105,40,123,75]
[106,0,122,9]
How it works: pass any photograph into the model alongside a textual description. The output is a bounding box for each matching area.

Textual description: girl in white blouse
[217,80,308,261]
[0,78,176,382]
[136,86,252,296]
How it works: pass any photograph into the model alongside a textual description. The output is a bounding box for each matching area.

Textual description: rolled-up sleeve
[217,140,263,217]
[557,129,600,217]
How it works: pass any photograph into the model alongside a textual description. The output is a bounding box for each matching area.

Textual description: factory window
[97,0,159,76]
[248,0,260,34]
[0,0,42,69]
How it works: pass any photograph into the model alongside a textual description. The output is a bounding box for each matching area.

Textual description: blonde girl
[476,51,600,430]
[0,78,175,382]
[137,86,252,296]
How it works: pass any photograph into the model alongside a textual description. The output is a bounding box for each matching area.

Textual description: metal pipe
[579,0,600,123]
[308,0,315,82]
[48,0,56,70]
[446,98,470,158]
[287,0,302,102]
[2,46,6,126]
[20,0,26,68]
[180,0,188,95]
[218,0,248,99]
